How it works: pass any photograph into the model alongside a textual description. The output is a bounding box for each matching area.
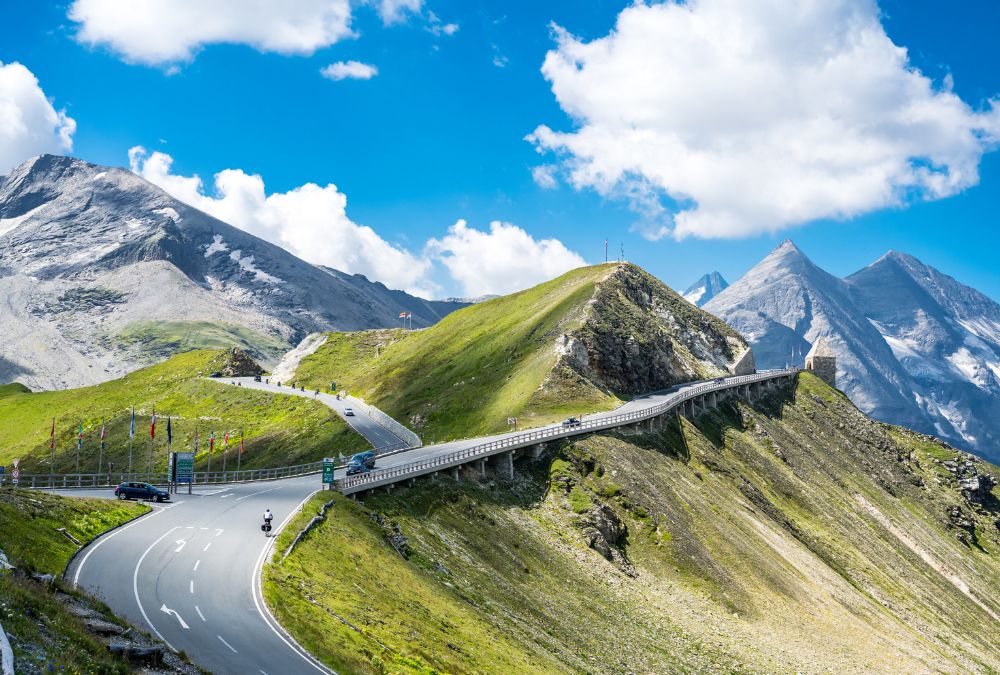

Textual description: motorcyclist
[263,508,273,526]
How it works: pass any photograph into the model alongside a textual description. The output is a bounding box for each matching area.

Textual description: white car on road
[344,407,355,416]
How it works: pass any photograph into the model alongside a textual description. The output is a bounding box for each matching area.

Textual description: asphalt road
[67,477,333,675]
[219,378,405,450]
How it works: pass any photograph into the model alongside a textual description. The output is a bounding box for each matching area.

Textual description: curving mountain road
[67,477,332,675]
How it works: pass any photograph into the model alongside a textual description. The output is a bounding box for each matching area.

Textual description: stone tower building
[804,337,837,388]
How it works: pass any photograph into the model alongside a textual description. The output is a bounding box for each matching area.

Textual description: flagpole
[128,406,135,479]
[98,419,104,475]
[207,431,212,473]
[222,433,228,476]
[147,408,155,478]
[76,421,81,475]
[50,417,56,472]
[237,431,243,473]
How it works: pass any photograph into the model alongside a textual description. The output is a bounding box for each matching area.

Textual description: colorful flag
[100,420,106,451]
[239,433,245,455]
[194,428,199,452]
[166,417,172,446]
[209,431,214,453]
[224,431,229,447]
[399,311,407,318]
[50,418,55,450]
[77,422,83,451]
[129,407,135,439]
[150,410,156,439]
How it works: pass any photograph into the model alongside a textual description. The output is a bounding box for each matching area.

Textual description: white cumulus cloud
[529,0,1000,240]
[320,61,378,81]
[426,220,587,297]
[69,0,354,65]
[129,147,435,297]
[377,0,422,25]
[0,62,76,174]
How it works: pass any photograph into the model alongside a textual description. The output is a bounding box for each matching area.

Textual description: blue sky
[2,0,999,300]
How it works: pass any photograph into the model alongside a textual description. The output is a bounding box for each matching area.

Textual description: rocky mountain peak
[682,270,728,307]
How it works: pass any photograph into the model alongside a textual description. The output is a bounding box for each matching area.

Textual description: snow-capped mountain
[705,241,1000,462]
[682,271,728,307]
[0,155,464,390]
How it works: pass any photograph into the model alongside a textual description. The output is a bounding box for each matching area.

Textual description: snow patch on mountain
[682,271,728,307]
[204,234,229,257]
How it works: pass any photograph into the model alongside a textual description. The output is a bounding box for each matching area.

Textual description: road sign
[322,457,335,484]
[171,452,194,484]
[11,468,19,485]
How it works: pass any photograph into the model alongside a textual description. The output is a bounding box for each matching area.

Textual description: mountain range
[0,154,464,391]
[702,241,1000,462]
[682,271,728,306]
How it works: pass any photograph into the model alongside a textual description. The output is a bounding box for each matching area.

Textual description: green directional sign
[175,452,195,484]
[322,457,335,484]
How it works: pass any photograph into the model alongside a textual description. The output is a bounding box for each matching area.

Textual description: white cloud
[426,11,459,37]
[68,0,354,65]
[531,165,558,189]
[0,62,76,174]
[426,220,587,297]
[320,61,378,81]
[129,147,435,297]
[377,0,422,25]
[530,0,1000,240]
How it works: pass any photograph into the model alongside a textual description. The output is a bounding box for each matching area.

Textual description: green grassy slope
[118,320,289,363]
[0,349,366,475]
[0,489,148,673]
[294,263,747,443]
[295,264,622,442]
[267,373,1000,673]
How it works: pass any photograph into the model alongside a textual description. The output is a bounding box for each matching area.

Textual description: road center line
[235,486,282,501]
[195,605,206,622]
[190,580,194,594]
[203,542,212,552]
[218,635,238,653]
[215,529,224,537]
[133,526,180,652]
[193,560,200,572]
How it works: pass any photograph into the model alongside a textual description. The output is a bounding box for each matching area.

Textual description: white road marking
[251,489,332,674]
[220,494,232,499]
[200,527,208,530]
[133,526,181,651]
[160,604,190,630]
[193,560,200,572]
[190,580,194,594]
[72,507,165,587]
[218,635,238,653]
[174,539,187,553]
[195,605,206,622]
[203,542,212,552]
[235,486,282,501]
[215,529,224,537]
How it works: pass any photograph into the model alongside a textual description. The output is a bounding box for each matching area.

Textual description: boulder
[216,348,263,377]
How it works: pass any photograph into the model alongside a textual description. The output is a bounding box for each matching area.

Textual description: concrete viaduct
[337,368,800,496]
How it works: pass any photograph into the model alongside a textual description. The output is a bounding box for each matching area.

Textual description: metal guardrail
[17,460,325,490]
[337,369,800,492]
[350,396,422,449]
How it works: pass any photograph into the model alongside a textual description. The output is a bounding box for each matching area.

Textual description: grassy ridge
[266,374,1000,673]
[294,264,623,443]
[0,349,367,474]
[0,489,149,673]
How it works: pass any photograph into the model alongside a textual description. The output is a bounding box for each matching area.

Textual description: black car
[562,417,582,428]
[350,451,376,469]
[115,482,170,503]
[345,460,369,476]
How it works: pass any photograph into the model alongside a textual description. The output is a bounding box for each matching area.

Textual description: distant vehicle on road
[562,417,582,428]
[253,374,262,382]
[344,407,355,416]
[351,451,376,469]
[345,460,369,476]
[713,377,726,383]
[115,482,170,503]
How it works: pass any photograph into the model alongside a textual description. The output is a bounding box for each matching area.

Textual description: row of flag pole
[47,409,246,474]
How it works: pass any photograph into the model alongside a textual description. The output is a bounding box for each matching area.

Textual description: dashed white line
[203,542,212,552]
[133,527,180,651]
[218,635,238,653]
[215,529,224,537]
[193,560,200,572]
[200,527,208,530]
[195,605,206,622]
[73,507,165,587]
[189,580,194,594]
[220,494,233,499]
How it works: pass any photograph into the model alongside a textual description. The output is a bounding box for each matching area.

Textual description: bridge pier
[477,459,487,477]
[530,443,546,459]
[451,467,461,481]
[487,451,514,480]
